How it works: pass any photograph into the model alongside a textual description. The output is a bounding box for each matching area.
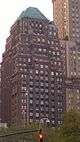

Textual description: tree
[60,110,80,142]
[1,111,80,142]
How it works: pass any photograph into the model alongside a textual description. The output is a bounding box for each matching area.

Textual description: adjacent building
[52,0,80,111]
[66,78,80,111]
[60,40,80,111]
[52,0,80,42]
[61,40,80,78]
[1,7,65,126]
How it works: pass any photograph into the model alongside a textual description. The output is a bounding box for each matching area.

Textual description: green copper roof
[18,7,48,21]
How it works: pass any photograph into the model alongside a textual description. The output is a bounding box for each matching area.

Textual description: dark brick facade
[1,9,66,126]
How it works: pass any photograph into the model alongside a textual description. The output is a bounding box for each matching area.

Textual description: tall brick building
[1,7,65,126]
[52,0,80,111]
[60,40,80,111]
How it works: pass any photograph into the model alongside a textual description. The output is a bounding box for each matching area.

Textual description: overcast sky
[0,0,53,62]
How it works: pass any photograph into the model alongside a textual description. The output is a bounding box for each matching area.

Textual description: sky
[0,0,53,62]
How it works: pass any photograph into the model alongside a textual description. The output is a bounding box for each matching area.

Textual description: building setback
[1,7,65,126]
[52,0,80,43]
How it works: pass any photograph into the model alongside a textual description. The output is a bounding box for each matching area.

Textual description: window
[45,95,48,99]
[51,84,54,87]
[36,70,39,74]
[24,69,27,72]
[45,77,48,81]
[45,71,48,75]
[30,93,33,98]
[40,82,44,86]
[58,62,61,66]
[54,62,57,65]
[58,121,62,124]
[40,70,44,74]
[42,39,45,42]
[56,72,58,76]
[35,88,39,92]
[51,89,54,93]
[21,87,27,91]
[36,100,39,104]
[41,88,44,92]
[21,74,24,78]
[30,82,33,85]
[45,83,48,87]
[39,48,42,51]
[58,108,63,112]
[28,58,31,62]
[58,102,62,106]
[45,89,48,93]
[48,40,50,44]
[22,99,24,103]
[35,23,38,27]
[30,100,33,104]
[77,96,79,100]
[41,100,44,105]
[71,72,73,75]
[30,75,33,79]
[45,65,48,69]
[23,64,26,67]
[39,24,42,28]
[36,113,39,117]
[40,76,44,80]
[30,112,33,116]
[37,38,40,42]
[77,89,79,93]
[30,119,33,122]
[25,92,28,96]
[51,108,55,112]
[43,49,46,52]
[54,32,56,36]
[52,120,55,124]
[30,87,33,91]
[41,95,44,99]
[52,41,54,45]
[40,65,43,68]
[57,52,60,55]
[24,105,26,109]
[49,31,52,35]
[60,78,62,82]
[74,72,76,75]
[53,51,55,55]
[51,72,54,75]
[30,70,33,74]
[22,110,25,115]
